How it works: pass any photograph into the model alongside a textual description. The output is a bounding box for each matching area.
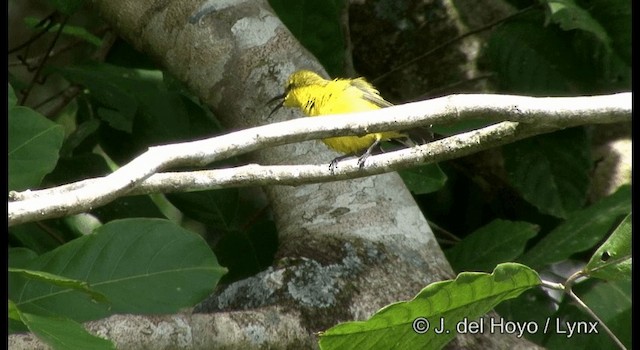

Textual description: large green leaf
[9,223,67,254]
[10,300,115,350]
[541,279,631,349]
[319,263,540,350]
[168,189,279,284]
[9,268,108,303]
[503,128,591,219]
[54,64,154,129]
[519,185,630,268]
[8,86,65,191]
[544,0,610,44]
[494,287,558,343]
[544,0,631,68]
[398,163,447,195]
[485,16,586,94]
[578,278,631,327]
[55,63,195,163]
[56,64,189,135]
[8,248,39,268]
[9,218,227,322]
[563,280,631,350]
[581,0,631,66]
[545,0,631,91]
[446,220,539,273]
[486,3,629,94]
[584,213,631,281]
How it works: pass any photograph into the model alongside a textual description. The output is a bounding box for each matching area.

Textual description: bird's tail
[397,126,436,147]
[377,126,437,154]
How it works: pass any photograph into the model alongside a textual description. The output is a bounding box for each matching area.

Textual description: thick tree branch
[8,93,631,226]
[9,309,316,349]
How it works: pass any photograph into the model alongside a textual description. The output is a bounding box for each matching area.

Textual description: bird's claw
[357,154,369,169]
[329,158,339,174]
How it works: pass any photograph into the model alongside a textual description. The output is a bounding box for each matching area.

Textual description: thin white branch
[99,121,540,193]
[8,93,631,226]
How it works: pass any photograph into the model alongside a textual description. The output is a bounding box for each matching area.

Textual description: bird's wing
[349,78,393,109]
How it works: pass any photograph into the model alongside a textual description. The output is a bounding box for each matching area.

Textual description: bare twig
[37,31,117,118]
[563,271,627,350]
[19,15,69,105]
[8,13,59,54]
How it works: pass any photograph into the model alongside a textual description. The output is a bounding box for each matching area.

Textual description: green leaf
[494,287,558,344]
[446,220,539,273]
[578,278,631,325]
[24,17,101,46]
[91,195,167,222]
[544,0,610,44]
[570,30,630,92]
[9,83,18,107]
[47,0,87,15]
[584,213,631,280]
[10,218,227,322]
[542,303,616,349]
[9,300,29,333]
[43,153,112,189]
[269,0,346,76]
[168,190,278,284]
[584,0,631,66]
[9,268,108,303]
[503,128,590,218]
[54,64,147,126]
[9,224,66,254]
[485,4,629,94]
[519,185,630,268]
[167,189,240,230]
[9,248,39,268]
[485,17,590,94]
[542,279,631,349]
[97,107,132,133]
[319,263,540,350]
[59,118,101,157]
[398,164,447,195]
[576,279,632,349]
[550,0,631,92]
[9,300,22,321]
[11,301,115,350]
[8,103,65,191]
[55,63,193,159]
[22,313,115,350]
[557,0,631,91]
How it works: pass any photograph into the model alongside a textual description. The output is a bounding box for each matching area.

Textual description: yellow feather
[280,70,406,155]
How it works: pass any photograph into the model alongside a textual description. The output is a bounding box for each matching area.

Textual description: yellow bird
[269,70,424,170]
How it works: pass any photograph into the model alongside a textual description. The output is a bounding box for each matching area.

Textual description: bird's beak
[267,93,286,117]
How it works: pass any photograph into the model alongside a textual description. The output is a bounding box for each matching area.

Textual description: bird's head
[267,70,327,117]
